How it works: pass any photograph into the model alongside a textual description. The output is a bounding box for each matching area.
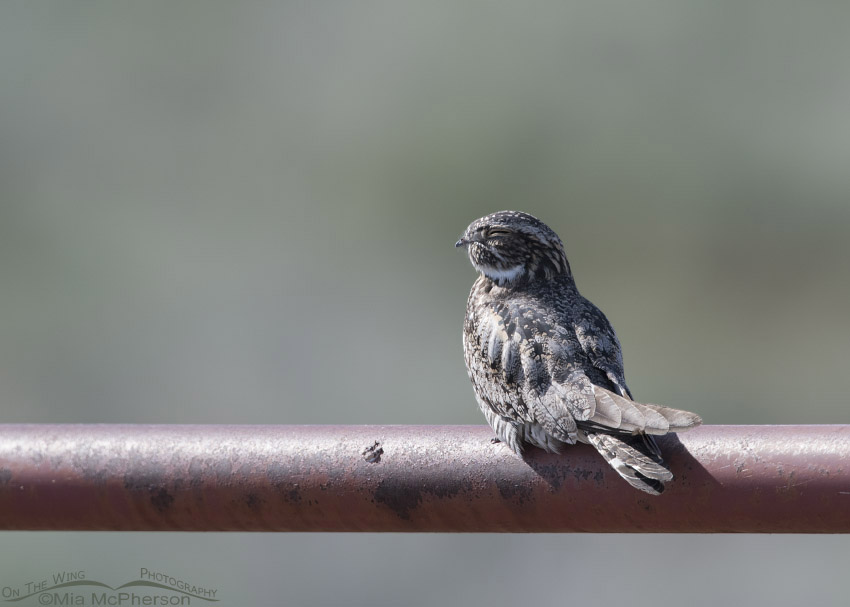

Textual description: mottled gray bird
[457,211,701,494]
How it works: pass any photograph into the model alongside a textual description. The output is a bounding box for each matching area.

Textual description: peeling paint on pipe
[0,425,848,532]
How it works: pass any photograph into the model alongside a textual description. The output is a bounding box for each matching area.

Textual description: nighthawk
[457,211,701,494]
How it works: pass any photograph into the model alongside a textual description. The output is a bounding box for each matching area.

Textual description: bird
[456,210,701,494]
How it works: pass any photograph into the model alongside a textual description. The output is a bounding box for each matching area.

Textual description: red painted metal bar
[0,424,848,532]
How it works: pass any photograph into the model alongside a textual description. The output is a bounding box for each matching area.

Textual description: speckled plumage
[457,211,701,494]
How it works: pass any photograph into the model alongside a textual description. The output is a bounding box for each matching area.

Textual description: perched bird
[457,211,701,494]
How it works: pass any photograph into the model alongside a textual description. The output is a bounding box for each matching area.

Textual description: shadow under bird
[456,210,701,494]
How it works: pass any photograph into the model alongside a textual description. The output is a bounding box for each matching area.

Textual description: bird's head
[455,211,571,286]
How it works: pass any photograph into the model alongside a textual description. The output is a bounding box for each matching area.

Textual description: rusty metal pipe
[0,424,848,532]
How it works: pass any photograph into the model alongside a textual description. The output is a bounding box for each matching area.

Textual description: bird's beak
[455,237,468,248]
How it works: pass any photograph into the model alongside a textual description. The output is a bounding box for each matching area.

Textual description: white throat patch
[478,263,525,285]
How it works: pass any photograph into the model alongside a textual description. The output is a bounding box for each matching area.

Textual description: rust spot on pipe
[373,474,472,521]
[361,441,383,464]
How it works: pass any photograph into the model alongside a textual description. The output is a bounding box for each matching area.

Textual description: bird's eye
[487,228,511,238]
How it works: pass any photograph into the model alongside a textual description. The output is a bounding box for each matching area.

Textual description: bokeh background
[2,2,849,605]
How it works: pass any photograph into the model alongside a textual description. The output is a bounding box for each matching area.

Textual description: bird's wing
[467,296,701,446]
[569,299,702,436]
[572,299,632,398]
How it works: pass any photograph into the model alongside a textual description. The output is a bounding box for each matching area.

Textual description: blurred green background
[1,2,849,605]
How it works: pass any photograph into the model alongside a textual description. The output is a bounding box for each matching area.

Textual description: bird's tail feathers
[585,432,673,495]
[590,387,702,436]
[641,402,702,432]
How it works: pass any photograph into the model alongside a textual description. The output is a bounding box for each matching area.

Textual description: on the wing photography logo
[2,568,219,605]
